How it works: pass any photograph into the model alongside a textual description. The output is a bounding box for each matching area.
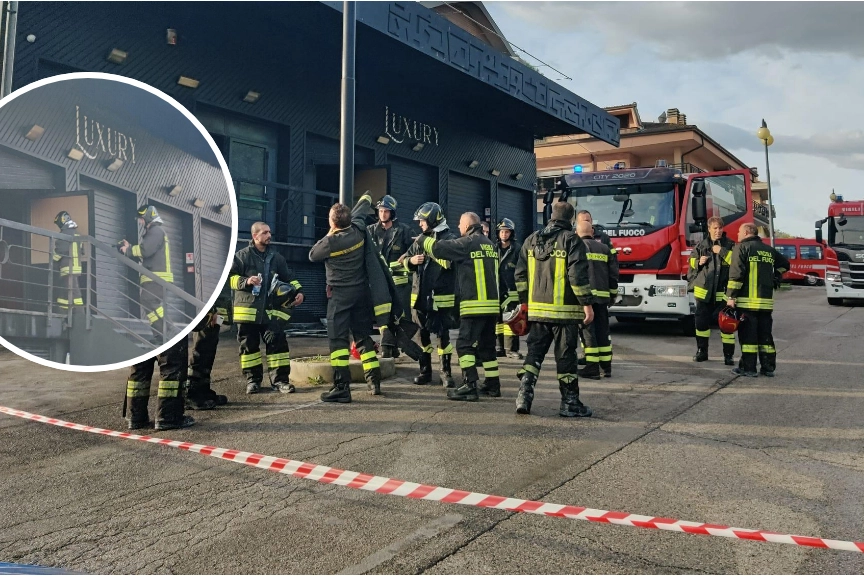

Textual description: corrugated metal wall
[89,180,134,320]
[0,146,59,190]
[388,158,438,237]
[447,172,488,226]
[200,219,231,300]
[497,184,534,243]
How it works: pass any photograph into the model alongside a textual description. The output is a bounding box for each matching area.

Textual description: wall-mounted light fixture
[412,142,424,152]
[177,76,199,89]
[489,169,500,177]
[512,173,523,181]
[167,185,182,197]
[106,158,124,172]
[24,125,45,141]
[242,91,260,103]
[166,29,177,45]
[106,48,127,64]
[376,135,390,145]
[218,204,230,214]
[467,160,479,169]
[67,148,84,161]
[192,198,205,208]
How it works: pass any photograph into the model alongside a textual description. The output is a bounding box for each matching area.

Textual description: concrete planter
[291,357,395,385]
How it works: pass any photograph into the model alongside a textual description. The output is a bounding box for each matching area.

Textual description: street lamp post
[756,119,776,248]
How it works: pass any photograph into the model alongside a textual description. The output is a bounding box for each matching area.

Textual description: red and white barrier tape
[2,405,862,553]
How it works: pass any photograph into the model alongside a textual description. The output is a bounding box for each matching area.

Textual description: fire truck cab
[816,196,864,305]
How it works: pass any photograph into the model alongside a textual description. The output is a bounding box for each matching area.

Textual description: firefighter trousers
[126,338,188,425]
[56,272,84,310]
[140,283,166,342]
[327,285,380,388]
[381,283,417,349]
[520,322,580,384]
[416,311,452,374]
[582,304,612,372]
[738,309,776,373]
[455,315,498,384]
[189,324,220,397]
[237,321,291,387]
[695,300,736,357]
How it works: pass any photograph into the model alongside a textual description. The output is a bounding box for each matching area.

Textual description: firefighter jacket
[130,223,173,285]
[581,235,619,304]
[368,220,413,288]
[309,195,402,327]
[420,223,500,317]
[515,219,594,323]
[497,239,522,310]
[52,223,82,278]
[403,225,457,316]
[725,236,790,311]
[687,234,736,303]
[229,242,302,324]
[194,287,234,331]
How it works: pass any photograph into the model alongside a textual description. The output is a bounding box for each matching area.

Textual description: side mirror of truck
[815,228,823,244]
[691,194,707,222]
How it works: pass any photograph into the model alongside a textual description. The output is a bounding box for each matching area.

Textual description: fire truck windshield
[573,183,675,229]
[835,216,864,248]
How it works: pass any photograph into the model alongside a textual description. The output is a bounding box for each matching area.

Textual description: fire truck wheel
[805,273,821,286]
[827,298,844,306]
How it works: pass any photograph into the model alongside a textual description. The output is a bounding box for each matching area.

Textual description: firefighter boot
[381,345,399,359]
[559,379,592,418]
[126,395,152,430]
[723,343,736,366]
[185,379,217,410]
[515,373,536,415]
[477,376,501,397]
[440,354,456,388]
[321,381,352,403]
[600,360,612,379]
[414,352,433,385]
[693,348,709,362]
[578,363,602,380]
[447,378,479,402]
[366,367,382,396]
[154,396,196,431]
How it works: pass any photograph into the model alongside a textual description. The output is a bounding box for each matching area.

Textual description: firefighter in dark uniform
[229,222,303,394]
[309,197,383,402]
[725,222,790,378]
[575,210,617,365]
[576,220,618,379]
[401,202,458,388]
[120,206,173,345]
[125,339,194,431]
[495,218,523,359]
[367,195,416,358]
[52,211,84,311]
[687,216,737,364]
[514,202,595,417]
[185,287,232,410]
[418,212,499,400]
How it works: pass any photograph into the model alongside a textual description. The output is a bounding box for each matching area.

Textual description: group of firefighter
[52,190,790,432]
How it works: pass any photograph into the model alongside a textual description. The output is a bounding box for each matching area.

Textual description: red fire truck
[550,166,759,334]
[815,196,864,305]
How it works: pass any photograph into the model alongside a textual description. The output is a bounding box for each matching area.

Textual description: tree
[774,229,797,239]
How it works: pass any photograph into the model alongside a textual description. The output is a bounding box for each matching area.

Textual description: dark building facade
[6,1,617,322]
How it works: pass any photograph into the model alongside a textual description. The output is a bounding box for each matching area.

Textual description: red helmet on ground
[718,306,744,334]
[503,303,529,336]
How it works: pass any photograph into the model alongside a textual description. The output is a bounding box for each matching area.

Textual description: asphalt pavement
[1,286,862,574]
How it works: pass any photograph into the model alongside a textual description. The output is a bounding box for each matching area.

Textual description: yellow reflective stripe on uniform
[126,380,149,398]
[586,252,608,262]
[741,344,759,353]
[609,288,618,295]
[584,346,599,362]
[234,307,257,322]
[495,323,504,335]
[721,333,736,344]
[474,258,487,304]
[164,239,172,278]
[157,380,180,398]
[553,256,565,305]
[458,354,476,369]
[591,289,610,298]
[422,345,434,354]
[411,293,418,306]
[267,309,291,321]
[331,349,350,367]
[374,303,391,317]
[736,297,773,310]
[727,280,743,290]
[53,253,62,262]
[361,349,380,371]
[723,251,733,265]
[290,280,302,290]
[131,245,142,258]
[515,281,528,291]
[331,240,364,257]
[749,261,758,302]
[240,352,263,368]
[362,359,380,370]
[433,294,455,305]
[693,286,708,300]
[267,352,291,368]
[689,257,697,269]
[696,328,711,338]
[715,292,727,302]
[230,275,243,290]
[71,241,79,270]
[393,276,410,285]
[482,360,499,377]
[437,344,454,355]
[598,345,612,362]
[522,364,539,375]
[460,301,499,315]
[759,345,776,353]
[571,284,592,297]
[557,373,577,382]
[147,307,165,324]
[501,323,514,336]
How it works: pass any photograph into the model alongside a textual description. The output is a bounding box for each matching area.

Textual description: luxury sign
[75,106,136,163]
[384,106,439,146]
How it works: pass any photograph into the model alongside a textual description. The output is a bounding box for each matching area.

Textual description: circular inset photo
[0,73,237,370]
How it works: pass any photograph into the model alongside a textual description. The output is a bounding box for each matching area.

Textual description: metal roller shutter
[289,262,327,323]
[92,186,133,320]
[388,157,437,236]
[447,172,488,227]
[200,220,231,302]
[150,205,189,327]
[0,146,56,189]
[497,184,534,243]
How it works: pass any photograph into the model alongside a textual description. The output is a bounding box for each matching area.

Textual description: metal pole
[764,142,776,248]
[1,1,19,98]
[338,1,356,207]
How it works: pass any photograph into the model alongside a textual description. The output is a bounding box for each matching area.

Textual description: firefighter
[120,206,173,345]
[495,218,523,359]
[514,201,595,417]
[576,220,618,379]
[575,210,617,365]
[417,211,499,400]
[186,286,232,410]
[725,222,790,378]
[309,198,383,402]
[481,221,491,239]
[52,211,84,311]
[367,195,416,358]
[229,222,303,394]
[687,216,737,364]
[125,338,194,430]
[401,202,458,388]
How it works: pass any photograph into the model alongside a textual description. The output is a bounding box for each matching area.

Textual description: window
[775,245,797,260]
[230,140,269,229]
[705,174,747,221]
[798,245,823,260]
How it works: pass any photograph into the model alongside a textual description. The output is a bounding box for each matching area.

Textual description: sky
[485,1,864,237]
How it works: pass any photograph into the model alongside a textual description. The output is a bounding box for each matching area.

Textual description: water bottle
[251,273,262,297]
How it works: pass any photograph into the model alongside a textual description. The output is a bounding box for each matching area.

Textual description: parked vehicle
[815,196,864,305]
[768,238,828,286]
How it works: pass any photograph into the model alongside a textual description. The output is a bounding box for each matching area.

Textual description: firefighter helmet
[503,303,529,336]
[54,211,72,229]
[377,195,398,217]
[718,306,744,334]
[267,274,298,310]
[137,205,160,225]
[497,218,516,232]
[414,202,444,228]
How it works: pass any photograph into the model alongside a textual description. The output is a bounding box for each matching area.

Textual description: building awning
[320,1,619,146]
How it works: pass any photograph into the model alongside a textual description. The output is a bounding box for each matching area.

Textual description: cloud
[494,2,864,61]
